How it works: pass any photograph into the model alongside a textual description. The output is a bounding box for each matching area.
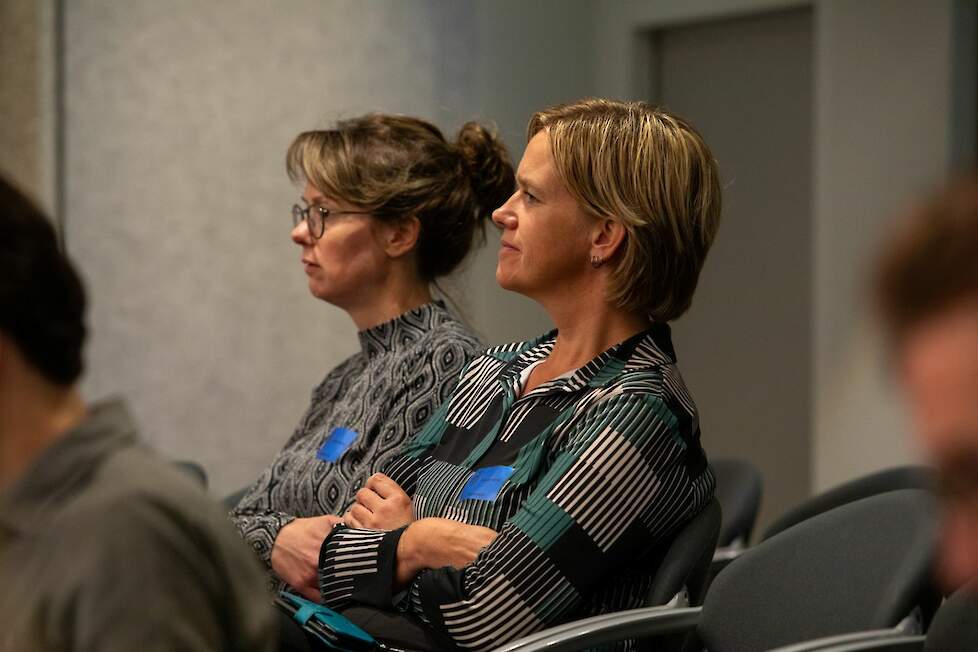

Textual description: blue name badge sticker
[316,427,359,463]
[459,466,516,502]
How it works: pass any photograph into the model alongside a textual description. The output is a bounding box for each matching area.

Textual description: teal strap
[294,603,319,626]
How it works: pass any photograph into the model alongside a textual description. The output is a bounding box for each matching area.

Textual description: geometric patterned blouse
[318,323,715,651]
[230,301,483,568]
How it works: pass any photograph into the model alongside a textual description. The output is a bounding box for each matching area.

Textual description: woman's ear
[589,218,627,266]
[378,216,422,258]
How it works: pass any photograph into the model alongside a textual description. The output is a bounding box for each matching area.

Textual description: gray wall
[812,0,976,490]
[59,0,591,495]
[0,0,41,200]
[652,7,814,529]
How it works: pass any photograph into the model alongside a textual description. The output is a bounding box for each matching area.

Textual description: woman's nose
[291,220,311,244]
[491,192,518,229]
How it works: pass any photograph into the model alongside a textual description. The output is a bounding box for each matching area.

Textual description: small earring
[590,255,603,269]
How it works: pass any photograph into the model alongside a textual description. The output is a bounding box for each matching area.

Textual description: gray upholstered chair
[494,489,939,652]
[768,587,978,652]
[712,458,763,550]
[713,465,934,579]
[761,466,933,540]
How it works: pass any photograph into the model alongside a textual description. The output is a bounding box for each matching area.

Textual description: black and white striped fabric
[230,302,482,571]
[319,324,715,651]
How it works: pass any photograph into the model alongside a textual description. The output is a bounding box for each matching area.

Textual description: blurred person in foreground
[877,176,978,593]
[304,99,721,651]
[0,175,275,651]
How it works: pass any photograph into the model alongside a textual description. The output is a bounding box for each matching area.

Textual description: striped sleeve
[318,524,408,609]
[406,393,704,650]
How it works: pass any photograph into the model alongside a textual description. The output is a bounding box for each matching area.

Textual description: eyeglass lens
[291,204,326,238]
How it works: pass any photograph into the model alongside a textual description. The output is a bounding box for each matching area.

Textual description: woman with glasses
[229,114,515,601]
[313,99,722,651]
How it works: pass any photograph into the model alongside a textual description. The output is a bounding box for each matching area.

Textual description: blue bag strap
[295,602,321,626]
[278,591,377,650]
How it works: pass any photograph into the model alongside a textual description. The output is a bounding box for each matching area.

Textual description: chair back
[646,498,721,607]
[697,489,939,652]
[712,459,762,547]
[710,458,764,548]
[762,466,933,541]
[924,589,978,651]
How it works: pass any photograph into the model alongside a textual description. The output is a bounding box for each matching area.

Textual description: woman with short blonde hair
[528,98,722,320]
[315,99,723,651]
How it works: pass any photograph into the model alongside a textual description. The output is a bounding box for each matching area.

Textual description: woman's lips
[302,259,319,274]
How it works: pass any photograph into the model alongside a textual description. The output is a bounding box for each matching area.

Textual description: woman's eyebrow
[517,174,539,193]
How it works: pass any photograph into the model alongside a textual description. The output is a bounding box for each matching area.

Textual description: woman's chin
[495,269,525,294]
[495,268,512,290]
[308,280,336,303]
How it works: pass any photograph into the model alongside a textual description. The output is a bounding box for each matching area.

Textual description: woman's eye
[523,190,537,203]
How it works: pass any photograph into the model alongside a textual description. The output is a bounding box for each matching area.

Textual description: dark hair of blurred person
[0,182,85,389]
[229,114,515,602]
[876,175,978,592]
[0,175,276,651]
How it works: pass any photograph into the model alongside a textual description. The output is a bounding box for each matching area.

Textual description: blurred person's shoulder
[13,397,275,651]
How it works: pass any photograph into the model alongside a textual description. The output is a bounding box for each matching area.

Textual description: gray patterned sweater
[230,302,483,569]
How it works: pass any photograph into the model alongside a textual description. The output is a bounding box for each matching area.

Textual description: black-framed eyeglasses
[291,203,371,240]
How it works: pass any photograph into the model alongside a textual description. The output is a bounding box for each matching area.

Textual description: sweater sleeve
[317,393,712,650]
[228,470,299,568]
[228,371,338,567]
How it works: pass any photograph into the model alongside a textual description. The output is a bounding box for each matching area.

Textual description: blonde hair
[287,114,514,280]
[528,99,722,321]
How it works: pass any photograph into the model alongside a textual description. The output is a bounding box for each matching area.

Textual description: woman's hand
[395,518,498,588]
[343,473,414,530]
[271,515,345,601]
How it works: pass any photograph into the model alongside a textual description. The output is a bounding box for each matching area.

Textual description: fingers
[355,487,382,512]
[347,504,371,528]
[475,526,498,547]
[297,583,322,602]
[460,526,497,565]
[366,473,402,498]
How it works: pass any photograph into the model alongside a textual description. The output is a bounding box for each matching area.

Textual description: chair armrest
[814,637,924,652]
[712,545,746,563]
[491,606,702,652]
[769,629,925,651]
